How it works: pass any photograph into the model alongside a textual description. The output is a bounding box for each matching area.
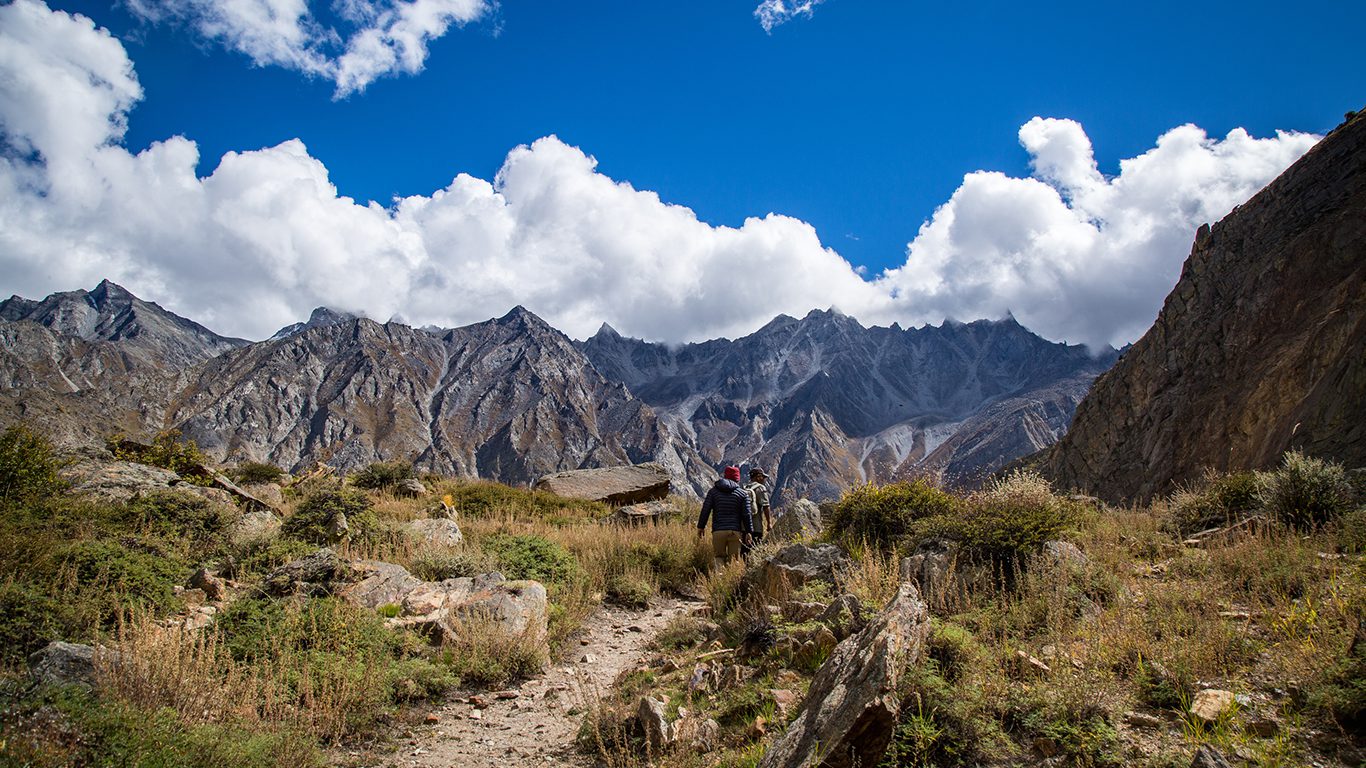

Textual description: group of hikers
[696,464,773,563]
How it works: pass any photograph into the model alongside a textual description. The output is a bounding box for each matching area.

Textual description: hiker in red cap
[697,465,754,563]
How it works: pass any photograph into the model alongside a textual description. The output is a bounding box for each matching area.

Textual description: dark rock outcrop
[29,641,98,688]
[759,583,931,768]
[1040,114,1365,502]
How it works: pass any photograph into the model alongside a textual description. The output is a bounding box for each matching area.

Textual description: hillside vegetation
[1,423,1362,768]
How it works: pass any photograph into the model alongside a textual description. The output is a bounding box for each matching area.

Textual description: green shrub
[828,480,958,546]
[107,429,214,486]
[1305,619,1365,729]
[282,485,375,545]
[125,489,234,544]
[1168,470,1260,535]
[349,460,414,490]
[926,620,981,684]
[1134,657,1189,711]
[481,533,581,585]
[1335,506,1366,554]
[59,539,186,624]
[939,472,1074,563]
[1259,451,1355,530]
[0,424,67,504]
[213,596,451,720]
[0,580,61,665]
[880,664,1009,767]
[0,686,321,768]
[231,461,285,485]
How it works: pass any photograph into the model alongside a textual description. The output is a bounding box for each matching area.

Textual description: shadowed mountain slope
[1039,112,1366,502]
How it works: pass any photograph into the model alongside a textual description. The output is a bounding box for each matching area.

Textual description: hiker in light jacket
[697,465,754,563]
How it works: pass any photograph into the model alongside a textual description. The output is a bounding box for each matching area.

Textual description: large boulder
[343,563,548,644]
[759,583,931,768]
[407,517,464,547]
[749,543,851,599]
[29,641,97,688]
[262,548,350,596]
[767,499,823,542]
[64,459,180,501]
[604,499,674,526]
[534,463,671,505]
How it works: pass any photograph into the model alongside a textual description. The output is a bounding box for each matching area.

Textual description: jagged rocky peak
[270,306,360,340]
[1041,111,1366,503]
[0,279,246,365]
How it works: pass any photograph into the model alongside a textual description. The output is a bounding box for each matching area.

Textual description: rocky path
[354,597,690,767]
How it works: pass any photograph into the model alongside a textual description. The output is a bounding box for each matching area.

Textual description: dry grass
[96,611,386,746]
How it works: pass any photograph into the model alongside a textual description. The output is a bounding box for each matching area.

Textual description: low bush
[481,533,581,585]
[439,613,548,688]
[409,547,496,581]
[0,580,61,665]
[0,424,66,504]
[937,472,1075,564]
[231,461,286,485]
[211,596,452,735]
[0,685,321,768]
[1167,470,1260,535]
[1259,451,1355,530]
[349,460,414,491]
[440,480,608,520]
[107,429,214,486]
[827,480,957,546]
[282,485,376,545]
[652,614,712,651]
[605,571,654,609]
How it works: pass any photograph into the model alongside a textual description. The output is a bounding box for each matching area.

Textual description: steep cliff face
[582,309,1114,501]
[1040,113,1365,502]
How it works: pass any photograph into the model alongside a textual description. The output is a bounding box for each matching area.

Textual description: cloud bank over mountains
[124,0,493,96]
[0,1,1321,348]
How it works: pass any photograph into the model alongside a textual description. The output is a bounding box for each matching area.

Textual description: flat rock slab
[534,463,671,505]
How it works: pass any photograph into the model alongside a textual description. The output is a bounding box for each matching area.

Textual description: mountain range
[1,280,1114,501]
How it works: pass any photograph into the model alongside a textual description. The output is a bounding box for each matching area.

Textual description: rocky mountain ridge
[1039,111,1366,502]
[2,282,1114,499]
[581,309,1114,500]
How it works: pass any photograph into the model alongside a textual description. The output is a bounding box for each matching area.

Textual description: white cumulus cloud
[0,1,1322,350]
[873,117,1319,347]
[754,0,826,33]
[124,0,492,96]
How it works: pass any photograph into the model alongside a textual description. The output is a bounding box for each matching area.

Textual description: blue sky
[1,0,1360,344]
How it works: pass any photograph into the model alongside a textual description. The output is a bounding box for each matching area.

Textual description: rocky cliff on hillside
[1040,113,1365,502]
[170,307,708,486]
[0,280,248,445]
[582,310,1114,501]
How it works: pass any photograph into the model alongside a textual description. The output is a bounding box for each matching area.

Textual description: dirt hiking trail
[350,597,690,767]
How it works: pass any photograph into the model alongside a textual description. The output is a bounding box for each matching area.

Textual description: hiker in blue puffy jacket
[697,466,754,563]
